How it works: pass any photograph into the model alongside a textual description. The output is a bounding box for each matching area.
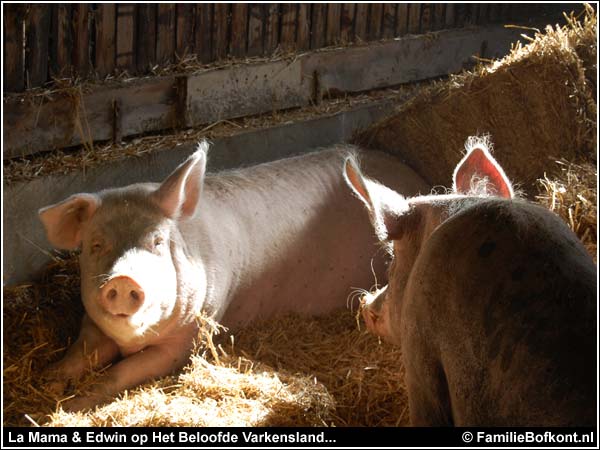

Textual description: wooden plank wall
[3,3,569,93]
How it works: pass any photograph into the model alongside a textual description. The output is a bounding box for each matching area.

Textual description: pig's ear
[38,194,100,250]
[343,156,409,241]
[453,144,513,198]
[344,156,374,211]
[152,141,208,219]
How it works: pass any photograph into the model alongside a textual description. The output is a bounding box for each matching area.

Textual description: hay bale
[356,6,596,193]
[537,159,597,261]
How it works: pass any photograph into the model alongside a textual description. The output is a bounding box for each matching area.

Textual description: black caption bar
[3,427,597,448]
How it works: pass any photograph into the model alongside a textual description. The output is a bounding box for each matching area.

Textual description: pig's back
[201,147,428,327]
[402,198,596,426]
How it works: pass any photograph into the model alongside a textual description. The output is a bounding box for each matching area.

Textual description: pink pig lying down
[344,137,596,427]
[38,142,428,412]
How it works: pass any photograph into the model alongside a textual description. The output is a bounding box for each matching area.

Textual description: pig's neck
[391,202,449,325]
[179,195,249,322]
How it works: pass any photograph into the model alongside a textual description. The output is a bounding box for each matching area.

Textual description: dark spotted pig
[38,143,427,411]
[344,139,596,426]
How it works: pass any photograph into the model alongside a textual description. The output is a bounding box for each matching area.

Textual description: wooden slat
[445,4,456,28]
[176,4,195,58]
[195,4,213,63]
[72,4,90,76]
[310,4,326,49]
[407,3,421,34]
[157,4,176,64]
[354,3,368,42]
[136,4,156,72]
[264,4,279,53]
[326,3,341,46]
[420,3,433,32]
[50,4,72,78]
[26,4,52,88]
[433,3,446,31]
[247,4,264,57]
[340,3,356,44]
[470,4,480,25]
[95,4,116,77]
[212,3,229,60]
[500,4,512,21]
[116,4,136,71]
[297,4,310,50]
[382,4,397,39]
[478,3,489,24]
[369,3,383,40]
[280,3,297,50]
[488,4,502,24]
[396,4,409,36]
[5,23,529,158]
[4,4,26,91]
[455,4,468,28]
[230,3,247,58]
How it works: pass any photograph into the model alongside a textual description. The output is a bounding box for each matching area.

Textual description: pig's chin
[84,296,176,347]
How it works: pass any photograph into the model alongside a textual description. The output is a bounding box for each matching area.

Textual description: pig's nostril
[107,288,117,301]
[130,290,140,302]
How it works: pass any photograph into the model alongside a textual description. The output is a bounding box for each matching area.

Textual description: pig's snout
[360,285,392,340]
[100,276,145,317]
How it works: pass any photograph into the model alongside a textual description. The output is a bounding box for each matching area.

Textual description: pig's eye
[90,242,102,253]
[153,236,164,248]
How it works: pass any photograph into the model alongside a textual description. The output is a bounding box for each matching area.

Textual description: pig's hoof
[59,395,98,413]
[40,370,70,396]
[45,379,68,396]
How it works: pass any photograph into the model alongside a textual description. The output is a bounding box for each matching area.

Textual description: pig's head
[38,142,209,347]
[344,139,514,343]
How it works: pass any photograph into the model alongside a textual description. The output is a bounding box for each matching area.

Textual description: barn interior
[2,3,596,427]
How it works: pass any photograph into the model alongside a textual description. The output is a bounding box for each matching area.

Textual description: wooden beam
[4,24,528,159]
[4,77,177,158]
[185,59,306,127]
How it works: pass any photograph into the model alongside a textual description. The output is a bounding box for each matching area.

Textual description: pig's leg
[403,336,454,426]
[43,314,120,395]
[60,337,194,412]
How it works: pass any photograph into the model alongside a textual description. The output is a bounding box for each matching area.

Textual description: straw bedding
[3,7,596,427]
